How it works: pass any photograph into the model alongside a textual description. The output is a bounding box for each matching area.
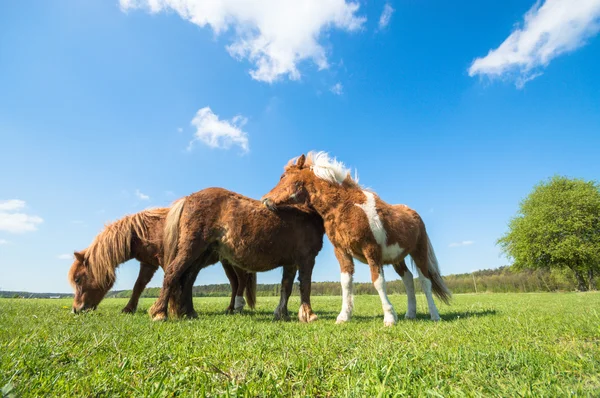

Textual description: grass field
[1,293,599,397]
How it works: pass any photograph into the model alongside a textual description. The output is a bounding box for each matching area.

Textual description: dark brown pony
[148,187,325,322]
[67,207,255,317]
[262,152,451,325]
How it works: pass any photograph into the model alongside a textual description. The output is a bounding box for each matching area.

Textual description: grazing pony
[148,187,325,322]
[262,152,451,325]
[67,207,256,316]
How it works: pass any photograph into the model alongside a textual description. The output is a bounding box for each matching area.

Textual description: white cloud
[57,254,72,260]
[449,240,474,248]
[119,0,365,83]
[135,189,150,201]
[189,107,249,153]
[0,239,9,245]
[378,4,394,30]
[469,0,600,87]
[330,82,343,95]
[0,200,43,234]
[0,199,25,211]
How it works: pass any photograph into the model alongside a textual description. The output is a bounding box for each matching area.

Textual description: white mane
[307,151,359,185]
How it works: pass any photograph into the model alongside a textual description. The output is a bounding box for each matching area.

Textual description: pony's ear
[74,251,85,263]
[296,154,306,168]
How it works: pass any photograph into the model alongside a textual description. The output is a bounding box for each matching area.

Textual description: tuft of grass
[1,293,599,396]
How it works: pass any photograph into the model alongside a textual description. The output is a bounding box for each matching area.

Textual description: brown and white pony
[262,152,451,325]
[67,206,256,317]
[148,187,325,322]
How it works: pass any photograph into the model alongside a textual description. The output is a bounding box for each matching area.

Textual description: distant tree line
[104,265,597,299]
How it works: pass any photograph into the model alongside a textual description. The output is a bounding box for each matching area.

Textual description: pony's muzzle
[262,198,276,211]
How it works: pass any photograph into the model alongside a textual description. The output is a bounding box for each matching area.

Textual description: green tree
[498,176,600,291]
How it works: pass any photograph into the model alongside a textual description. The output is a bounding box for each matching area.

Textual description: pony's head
[262,151,355,210]
[68,250,115,313]
[262,154,313,210]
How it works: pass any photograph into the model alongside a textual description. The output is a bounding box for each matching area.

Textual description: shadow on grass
[127,307,498,323]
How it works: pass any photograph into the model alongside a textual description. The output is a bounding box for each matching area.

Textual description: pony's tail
[244,272,257,310]
[426,234,452,305]
[163,198,186,267]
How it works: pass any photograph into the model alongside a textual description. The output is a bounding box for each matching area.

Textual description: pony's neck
[307,177,361,219]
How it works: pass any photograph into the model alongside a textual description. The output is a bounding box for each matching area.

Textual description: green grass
[1,293,599,397]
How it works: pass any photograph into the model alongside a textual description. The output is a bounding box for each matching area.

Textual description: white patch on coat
[355,191,404,261]
[336,272,354,323]
[373,273,398,326]
[234,295,246,312]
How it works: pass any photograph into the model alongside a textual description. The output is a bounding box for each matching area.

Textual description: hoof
[151,313,167,322]
[224,307,234,315]
[336,311,351,324]
[273,310,291,322]
[121,307,136,314]
[431,316,441,322]
[186,310,199,319]
[384,312,398,327]
[298,306,318,323]
[148,304,167,321]
[404,312,417,320]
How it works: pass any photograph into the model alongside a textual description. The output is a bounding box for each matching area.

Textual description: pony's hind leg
[412,247,441,321]
[297,257,318,323]
[122,262,158,314]
[149,242,206,321]
[334,248,355,324]
[222,261,239,314]
[392,260,417,319]
[232,265,249,313]
[273,265,296,321]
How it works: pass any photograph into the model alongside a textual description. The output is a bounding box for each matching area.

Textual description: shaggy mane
[85,207,168,288]
[288,151,360,186]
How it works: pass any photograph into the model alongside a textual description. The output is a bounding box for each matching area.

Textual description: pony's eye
[74,277,82,284]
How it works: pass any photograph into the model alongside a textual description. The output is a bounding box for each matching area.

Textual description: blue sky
[1,0,599,293]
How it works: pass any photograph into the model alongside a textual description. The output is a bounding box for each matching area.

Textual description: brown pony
[262,152,451,325]
[67,207,256,317]
[147,187,325,322]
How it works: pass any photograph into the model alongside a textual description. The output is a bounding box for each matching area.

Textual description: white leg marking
[355,191,404,261]
[373,272,398,326]
[234,295,246,312]
[401,270,417,319]
[336,272,354,324]
[417,268,440,321]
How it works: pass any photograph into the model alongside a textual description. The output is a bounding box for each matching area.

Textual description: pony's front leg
[273,265,296,321]
[334,248,355,324]
[297,258,318,323]
[122,263,158,313]
[369,259,398,327]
